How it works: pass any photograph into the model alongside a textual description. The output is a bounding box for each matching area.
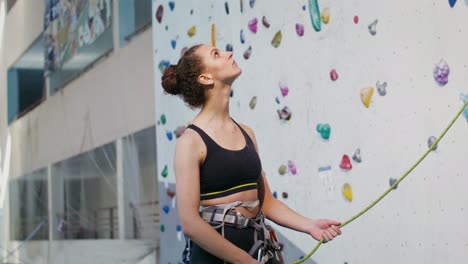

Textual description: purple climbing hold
[277,106,292,120]
[262,16,270,28]
[248,18,258,33]
[433,60,450,86]
[243,46,252,60]
[288,160,297,175]
[250,0,255,8]
[279,82,289,97]
[389,178,398,190]
[282,192,289,199]
[296,23,304,36]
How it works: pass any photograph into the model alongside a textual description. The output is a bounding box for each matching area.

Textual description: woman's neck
[196,84,232,126]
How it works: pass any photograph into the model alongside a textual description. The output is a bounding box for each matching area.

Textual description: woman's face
[196,44,242,85]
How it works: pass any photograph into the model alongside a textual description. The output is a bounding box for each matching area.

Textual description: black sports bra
[187,120,262,200]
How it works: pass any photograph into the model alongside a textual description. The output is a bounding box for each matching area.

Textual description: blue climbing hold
[449,0,457,8]
[162,205,170,214]
[240,29,245,44]
[176,224,182,232]
[168,1,175,11]
[166,131,173,141]
[273,191,278,199]
[171,39,176,49]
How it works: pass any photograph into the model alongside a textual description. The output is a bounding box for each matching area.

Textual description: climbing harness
[292,99,468,264]
[184,200,284,264]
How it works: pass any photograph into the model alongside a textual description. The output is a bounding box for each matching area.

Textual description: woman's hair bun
[161,65,181,95]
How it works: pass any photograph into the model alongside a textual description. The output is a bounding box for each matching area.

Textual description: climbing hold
[330,69,338,81]
[296,23,304,36]
[175,126,186,138]
[240,30,245,44]
[176,225,182,232]
[277,106,292,121]
[427,136,438,150]
[249,0,255,8]
[211,24,216,47]
[316,123,331,140]
[170,39,176,49]
[275,97,280,104]
[158,60,170,74]
[352,148,362,163]
[342,183,353,201]
[249,96,257,109]
[433,60,450,86]
[230,90,234,97]
[160,224,165,232]
[389,178,398,190]
[339,155,352,170]
[226,43,233,52]
[282,192,289,199]
[360,87,374,108]
[168,1,175,11]
[308,0,322,31]
[156,5,163,23]
[279,82,289,97]
[161,165,168,178]
[353,15,359,24]
[321,7,330,24]
[240,0,244,13]
[166,131,173,141]
[167,189,175,198]
[225,1,229,14]
[160,114,167,125]
[376,81,387,96]
[302,5,306,11]
[262,16,270,28]
[288,160,297,175]
[243,46,252,59]
[449,0,457,7]
[187,26,196,37]
[163,205,170,214]
[368,19,378,35]
[461,93,468,123]
[273,191,278,199]
[278,165,287,175]
[248,18,258,33]
[271,31,282,48]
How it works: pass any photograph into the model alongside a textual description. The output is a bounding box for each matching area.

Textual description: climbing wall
[152,0,468,263]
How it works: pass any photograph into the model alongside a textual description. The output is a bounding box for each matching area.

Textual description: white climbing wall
[153,0,468,263]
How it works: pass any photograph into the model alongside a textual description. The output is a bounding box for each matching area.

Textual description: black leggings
[189,225,269,263]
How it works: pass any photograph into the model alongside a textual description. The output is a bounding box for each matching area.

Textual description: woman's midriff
[200,189,260,218]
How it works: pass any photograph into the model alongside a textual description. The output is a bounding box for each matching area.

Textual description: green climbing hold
[308,0,322,32]
[160,114,166,125]
[271,31,282,48]
[249,96,257,109]
[161,165,168,178]
[278,165,287,175]
[160,224,165,232]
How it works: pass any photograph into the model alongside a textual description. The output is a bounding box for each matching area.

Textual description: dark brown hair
[161,44,210,108]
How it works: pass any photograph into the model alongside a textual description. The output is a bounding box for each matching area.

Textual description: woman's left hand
[307,219,342,242]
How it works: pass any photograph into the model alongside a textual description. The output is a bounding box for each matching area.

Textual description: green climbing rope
[292,99,468,264]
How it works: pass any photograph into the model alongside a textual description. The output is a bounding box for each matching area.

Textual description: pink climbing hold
[295,23,304,36]
[288,160,297,175]
[279,82,289,97]
[248,18,258,33]
[339,155,352,170]
[330,69,339,81]
[353,15,359,24]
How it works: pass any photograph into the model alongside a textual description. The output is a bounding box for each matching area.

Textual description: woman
[161,44,342,264]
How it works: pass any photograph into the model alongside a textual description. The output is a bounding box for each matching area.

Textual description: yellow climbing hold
[321,7,330,24]
[211,23,216,47]
[342,183,353,201]
[188,26,196,37]
[271,31,282,48]
[360,86,374,108]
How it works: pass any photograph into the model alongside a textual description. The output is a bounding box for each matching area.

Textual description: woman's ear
[198,73,214,85]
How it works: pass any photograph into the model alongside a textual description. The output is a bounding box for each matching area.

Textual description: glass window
[9,168,49,241]
[51,143,118,240]
[7,34,45,124]
[118,0,152,46]
[122,126,159,240]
